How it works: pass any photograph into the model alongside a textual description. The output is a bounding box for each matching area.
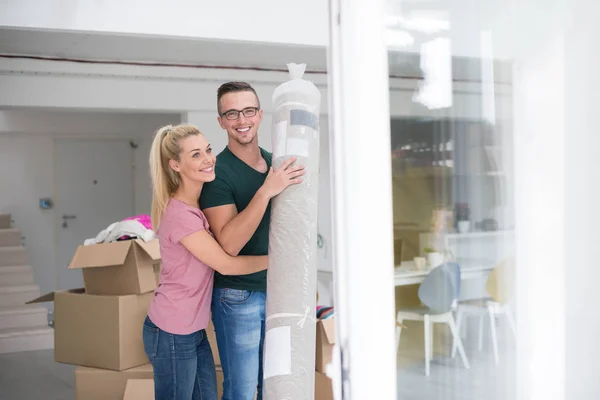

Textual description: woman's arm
[180,230,267,275]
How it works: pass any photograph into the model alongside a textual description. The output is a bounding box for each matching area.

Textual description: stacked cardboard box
[315,318,336,400]
[71,319,222,400]
[27,239,161,399]
[123,371,332,399]
[47,237,336,399]
[122,368,225,399]
[75,364,154,400]
[123,379,155,399]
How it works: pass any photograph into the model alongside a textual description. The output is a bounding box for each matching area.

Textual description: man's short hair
[217,82,260,114]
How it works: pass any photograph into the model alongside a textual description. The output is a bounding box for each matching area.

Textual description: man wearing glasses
[200,82,304,400]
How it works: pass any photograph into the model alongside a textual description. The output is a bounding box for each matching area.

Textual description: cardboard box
[67,239,161,295]
[123,379,154,400]
[315,318,335,373]
[123,367,225,400]
[123,371,318,400]
[215,367,259,400]
[28,289,152,370]
[315,371,334,400]
[206,318,220,367]
[217,366,224,399]
[75,364,153,400]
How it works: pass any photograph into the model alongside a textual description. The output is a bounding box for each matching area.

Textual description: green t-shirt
[199,146,272,292]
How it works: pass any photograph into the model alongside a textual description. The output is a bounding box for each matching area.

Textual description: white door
[55,139,134,290]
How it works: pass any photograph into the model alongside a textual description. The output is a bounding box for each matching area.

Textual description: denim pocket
[142,316,159,360]
[220,288,252,304]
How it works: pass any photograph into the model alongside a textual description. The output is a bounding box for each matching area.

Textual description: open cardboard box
[67,239,161,296]
[28,289,152,371]
[315,318,335,373]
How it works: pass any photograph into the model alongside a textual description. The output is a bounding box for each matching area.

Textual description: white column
[328,0,396,399]
[513,38,566,400]
[512,3,567,398]
[562,1,600,397]
[513,0,600,398]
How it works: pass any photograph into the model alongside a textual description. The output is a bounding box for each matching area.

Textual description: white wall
[0,135,55,296]
[0,0,329,47]
[0,110,179,295]
[0,109,181,214]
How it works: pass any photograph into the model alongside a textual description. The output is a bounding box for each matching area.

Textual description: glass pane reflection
[387,2,516,399]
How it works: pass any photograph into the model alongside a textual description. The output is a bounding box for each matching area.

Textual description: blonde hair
[149,124,203,229]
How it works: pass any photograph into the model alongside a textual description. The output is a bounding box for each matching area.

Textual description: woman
[144,124,268,400]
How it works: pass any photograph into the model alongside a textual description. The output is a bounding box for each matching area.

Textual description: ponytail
[149,124,202,229]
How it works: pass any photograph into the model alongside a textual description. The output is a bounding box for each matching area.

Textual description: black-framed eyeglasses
[220,107,259,120]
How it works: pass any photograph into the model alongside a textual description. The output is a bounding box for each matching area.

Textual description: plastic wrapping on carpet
[263,63,321,400]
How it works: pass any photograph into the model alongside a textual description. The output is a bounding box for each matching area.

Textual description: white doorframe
[328,0,397,399]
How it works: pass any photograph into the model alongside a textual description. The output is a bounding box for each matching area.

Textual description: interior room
[1,1,600,400]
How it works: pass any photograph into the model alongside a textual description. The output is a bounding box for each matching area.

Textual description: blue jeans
[142,316,218,400]
[211,288,266,400]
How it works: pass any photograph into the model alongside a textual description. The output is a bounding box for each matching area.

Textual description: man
[200,82,304,400]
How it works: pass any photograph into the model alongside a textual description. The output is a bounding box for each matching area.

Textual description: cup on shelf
[414,256,427,270]
[457,220,470,233]
[427,252,444,268]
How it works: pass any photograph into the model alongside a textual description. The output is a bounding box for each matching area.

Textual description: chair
[451,259,516,365]
[395,262,470,376]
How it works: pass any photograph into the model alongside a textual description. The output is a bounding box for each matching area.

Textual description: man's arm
[203,190,270,256]
[203,157,305,256]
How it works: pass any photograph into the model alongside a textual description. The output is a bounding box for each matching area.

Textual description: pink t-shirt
[147,198,214,335]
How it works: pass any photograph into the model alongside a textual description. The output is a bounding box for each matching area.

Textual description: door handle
[62,214,76,228]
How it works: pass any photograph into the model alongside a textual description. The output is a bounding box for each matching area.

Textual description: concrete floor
[0,349,75,400]
[395,318,516,400]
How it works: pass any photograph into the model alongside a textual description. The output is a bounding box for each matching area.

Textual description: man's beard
[231,131,255,145]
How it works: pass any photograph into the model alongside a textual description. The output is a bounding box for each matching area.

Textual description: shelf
[430,230,513,239]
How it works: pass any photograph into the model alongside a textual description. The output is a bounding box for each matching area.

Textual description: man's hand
[259,157,305,199]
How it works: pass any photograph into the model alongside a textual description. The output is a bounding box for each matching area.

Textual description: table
[394,258,495,286]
